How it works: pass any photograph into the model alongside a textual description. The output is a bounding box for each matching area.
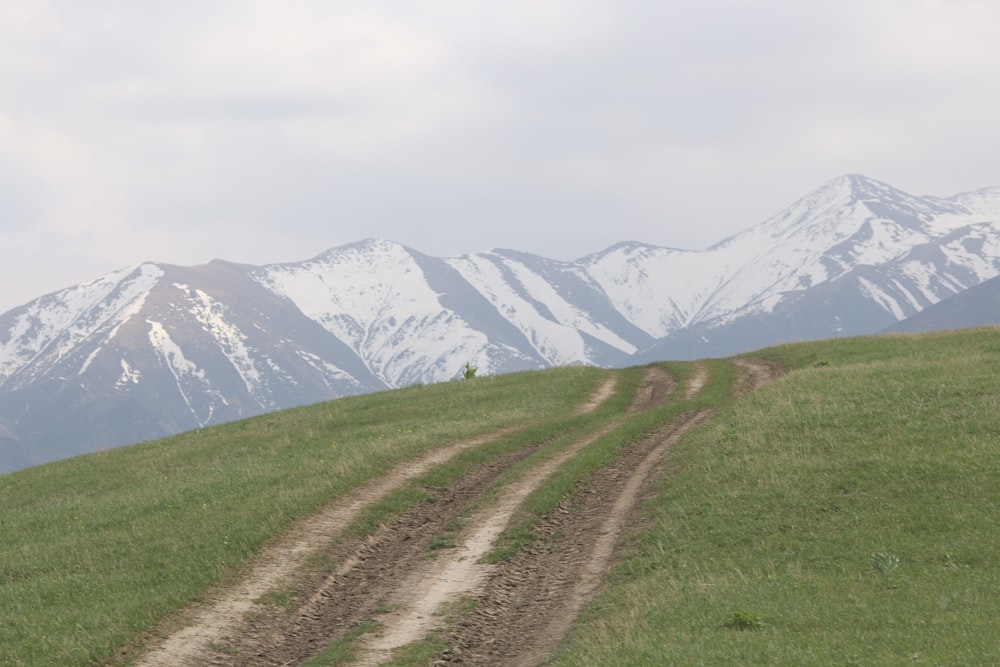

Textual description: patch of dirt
[684,361,710,399]
[628,366,676,412]
[575,374,618,415]
[733,357,783,394]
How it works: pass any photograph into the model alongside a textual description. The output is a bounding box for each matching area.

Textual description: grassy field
[550,329,1000,666]
[2,329,999,665]
[0,366,600,666]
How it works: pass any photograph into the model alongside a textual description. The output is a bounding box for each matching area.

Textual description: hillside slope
[1,330,998,665]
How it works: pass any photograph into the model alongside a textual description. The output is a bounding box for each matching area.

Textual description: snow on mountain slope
[5,173,1000,473]
[584,174,996,339]
[0,263,162,389]
[949,186,1000,218]
[176,285,269,403]
[882,269,1000,335]
[579,243,715,338]
[253,239,539,386]
[443,249,645,366]
[870,224,1000,314]
[695,175,962,322]
[136,261,386,413]
[145,316,220,424]
[0,260,390,472]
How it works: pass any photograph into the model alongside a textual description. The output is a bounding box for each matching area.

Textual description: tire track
[508,409,714,667]
[353,419,626,666]
[130,373,619,667]
[629,365,676,412]
[441,410,710,665]
[684,361,709,399]
[439,359,779,665]
[576,374,618,415]
[733,357,783,393]
[133,432,514,667]
[348,368,668,665]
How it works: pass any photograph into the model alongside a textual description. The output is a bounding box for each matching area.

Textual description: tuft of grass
[870,552,900,578]
[300,620,380,667]
[724,610,765,631]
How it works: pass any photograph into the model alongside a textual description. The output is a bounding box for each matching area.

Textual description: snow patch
[147,319,209,424]
[446,254,592,365]
[504,260,637,354]
[176,284,271,404]
[3,264,163,383]
[116,358,142,388]
[857,277,906,320]
[256,241,492,385]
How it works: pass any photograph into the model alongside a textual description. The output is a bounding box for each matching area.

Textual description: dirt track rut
[133,425,541,667]
[130,361,777,666]
[437,368,715,666]
[133,376,618,667]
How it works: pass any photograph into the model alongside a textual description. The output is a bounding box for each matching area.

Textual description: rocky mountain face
[3,174,1000,472]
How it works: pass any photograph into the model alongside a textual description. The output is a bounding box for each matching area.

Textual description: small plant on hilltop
[871,552,900,577]
[462,362,478,380]
[724,610,765,631]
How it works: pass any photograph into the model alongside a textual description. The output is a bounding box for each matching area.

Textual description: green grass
[548,329,1000,665]
[4,328,1000,666]
[0,366,598,667]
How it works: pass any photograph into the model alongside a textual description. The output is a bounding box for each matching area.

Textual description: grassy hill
[553,331,1000,665]
[2,329,999,665]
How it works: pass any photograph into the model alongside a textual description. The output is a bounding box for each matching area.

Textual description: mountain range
[3,173,1000,473]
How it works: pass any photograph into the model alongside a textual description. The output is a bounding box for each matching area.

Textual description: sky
[2,0,1000,313]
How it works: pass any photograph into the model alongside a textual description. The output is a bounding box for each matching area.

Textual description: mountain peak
[303,238,413,264]
[818,173,897,202]
[828,172,876,188]
[818,174,968,217]
[778,173,966,232]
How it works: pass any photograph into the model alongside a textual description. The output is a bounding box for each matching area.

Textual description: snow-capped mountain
[3,174,1000,472]
[620,174,1000,359]
[880,272,1000,335]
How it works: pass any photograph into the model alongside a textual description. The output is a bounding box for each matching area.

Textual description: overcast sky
[2,1,1000,312]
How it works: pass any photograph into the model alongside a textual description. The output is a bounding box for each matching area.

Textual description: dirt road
[130,361,776,666]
